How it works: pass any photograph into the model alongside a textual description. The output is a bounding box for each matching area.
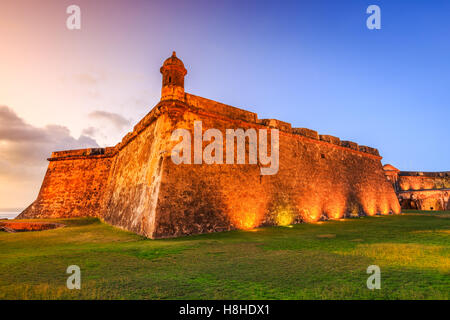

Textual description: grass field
[0,210,449,300]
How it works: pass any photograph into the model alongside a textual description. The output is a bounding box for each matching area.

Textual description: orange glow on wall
[324,198,346,219]
[360,193,377,216]
[300,206,322,223]
[232,211,262,230]
[423,179,435,190]
[226,195,266,230]
[411,181,421,190]
[400,181,410,191]
[378,199,390,215]
[390,198,401,214]
[273,206,295,226]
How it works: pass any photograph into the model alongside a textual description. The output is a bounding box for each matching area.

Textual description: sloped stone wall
[18,152,113,219]
[99,111,170,237]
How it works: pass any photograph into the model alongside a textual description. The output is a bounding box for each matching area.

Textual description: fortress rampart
[18,53,400,238]
[22,151,113,219]
[383,165,450,211]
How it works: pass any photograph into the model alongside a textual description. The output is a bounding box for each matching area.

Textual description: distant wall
[398,172,450,191]
[383,167,450,211]
[398,189,450,211]
[18,149,114,219]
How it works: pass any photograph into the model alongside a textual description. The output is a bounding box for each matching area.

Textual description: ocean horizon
[0,212,20,220]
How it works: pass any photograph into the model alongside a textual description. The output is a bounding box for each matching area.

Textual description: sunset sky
[1,0,449,209]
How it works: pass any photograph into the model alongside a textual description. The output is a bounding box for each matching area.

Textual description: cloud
[81,126,98,137]
[0,105,99,180]
[88,110,131,130]
[0,107,47,142]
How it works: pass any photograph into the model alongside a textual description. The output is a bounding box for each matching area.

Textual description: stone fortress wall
[20,148,115,219]
[383,164,450,211]
[18,53,401,238]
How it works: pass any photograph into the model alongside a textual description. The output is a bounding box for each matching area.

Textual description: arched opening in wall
[169,76,172,84]
[321,154,326,159]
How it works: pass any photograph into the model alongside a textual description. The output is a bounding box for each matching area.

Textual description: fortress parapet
[340,140,358,150]
[292,128,319,140]
[319,134,340,146]
[50,100,383,164]
[399,171,450,177]
[258,119,292,132]
[358,145,380,156]
[50,147,116,161]
[185,93,257,123]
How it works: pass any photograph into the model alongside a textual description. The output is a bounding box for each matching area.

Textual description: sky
[0,0,449,209]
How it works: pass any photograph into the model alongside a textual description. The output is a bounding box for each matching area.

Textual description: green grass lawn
[0,210,449,300]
